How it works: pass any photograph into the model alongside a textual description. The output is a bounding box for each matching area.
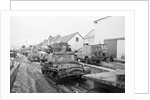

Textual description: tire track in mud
[11,62,35,93]
[26,62,58,93]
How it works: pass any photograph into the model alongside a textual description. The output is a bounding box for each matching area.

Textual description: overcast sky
[10,16,103,49]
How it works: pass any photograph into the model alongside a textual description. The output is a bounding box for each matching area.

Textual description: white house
[48,32,84,51]
[84,29,95,45]
[48,35,60,45]
[67,32,83,51]
[94,16,125,60]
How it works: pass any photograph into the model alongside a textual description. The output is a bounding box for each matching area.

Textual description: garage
[104,38,125,60]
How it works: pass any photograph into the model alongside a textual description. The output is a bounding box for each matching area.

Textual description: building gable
[84,29,95,39]
[56,33,77,43]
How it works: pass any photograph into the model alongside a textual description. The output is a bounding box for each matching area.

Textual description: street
[11,55,58,93]
[10,54,125,93]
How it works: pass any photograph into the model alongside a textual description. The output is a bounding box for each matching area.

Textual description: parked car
[41,52,91,83]
[75,44,114,64]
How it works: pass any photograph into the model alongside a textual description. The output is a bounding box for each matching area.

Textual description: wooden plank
[80,62,115,72]
[83,71,125,85]
[101,62,125,70]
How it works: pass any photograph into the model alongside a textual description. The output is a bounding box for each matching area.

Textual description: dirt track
[11,56,58,93]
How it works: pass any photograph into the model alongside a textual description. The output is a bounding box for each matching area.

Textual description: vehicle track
[43,75,65,93]
[30,64,65,93]
[44,75,90,93]
[45,75,80,93]
[66,79,90,92]
[23,56,90,93]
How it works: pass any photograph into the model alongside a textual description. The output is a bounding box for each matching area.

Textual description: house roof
[84,29,95,39]
[49,35,60,44]
[44,39,48,43]
[43,39,48,45]
[55,33,77,43]
[48,36,53,44]
[48,32,83,44]
[104,37,125,41]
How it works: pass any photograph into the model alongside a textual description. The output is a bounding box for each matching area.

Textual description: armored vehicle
[27,47,40,62]
[41,52,91,83]
[51,42,71,52]
[38,51,48,63]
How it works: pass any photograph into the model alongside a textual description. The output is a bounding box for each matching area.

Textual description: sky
[10,16,103,49]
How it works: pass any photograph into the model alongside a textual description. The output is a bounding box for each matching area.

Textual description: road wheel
[106,57,114,62]
[51,72,60,84]
[95,51,100,57]
[74,55,78,61]
[96,60,101,64]
[106,57,110,62]
[110,57,114,62]
[85,57,90,64]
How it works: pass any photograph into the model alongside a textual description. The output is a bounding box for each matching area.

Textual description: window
[76,37,79,42]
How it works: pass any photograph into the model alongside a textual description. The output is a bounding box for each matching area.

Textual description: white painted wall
[68,33,83,51]
[84,38,94,45]
[117,39,125,60]
[94,16,125,44]
[84,29,95,45]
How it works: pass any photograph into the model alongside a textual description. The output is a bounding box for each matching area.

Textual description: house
[48,35,53,45]
[48,32,84,51]
[84,29,95,45]
[43,39,48,46]
[48,35,61,45]
[94,16,125,60]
